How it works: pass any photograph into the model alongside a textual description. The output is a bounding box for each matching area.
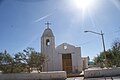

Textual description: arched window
[46,39,50,46]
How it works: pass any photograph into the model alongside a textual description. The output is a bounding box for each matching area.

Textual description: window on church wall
[46,39,50,46]
[64,45,67,49]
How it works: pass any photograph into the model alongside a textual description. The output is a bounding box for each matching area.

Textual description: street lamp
[84,30,107,66]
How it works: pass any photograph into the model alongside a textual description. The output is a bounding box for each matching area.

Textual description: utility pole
[84,30,107,67]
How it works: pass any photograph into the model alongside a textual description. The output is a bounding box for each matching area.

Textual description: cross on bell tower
[45,22,51,28]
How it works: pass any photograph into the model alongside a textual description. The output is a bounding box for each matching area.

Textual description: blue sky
[0,0,120,60]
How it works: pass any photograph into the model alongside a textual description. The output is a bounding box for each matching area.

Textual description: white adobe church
[41,23,88,73]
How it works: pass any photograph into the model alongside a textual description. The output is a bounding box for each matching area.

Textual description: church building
[41,23,88,73]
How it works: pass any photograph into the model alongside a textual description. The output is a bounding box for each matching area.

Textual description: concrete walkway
[66,77,84,80]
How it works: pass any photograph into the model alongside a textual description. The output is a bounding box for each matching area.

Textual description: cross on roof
[45,22,51,28]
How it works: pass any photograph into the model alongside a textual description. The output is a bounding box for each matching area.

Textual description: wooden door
[62,54,72,73]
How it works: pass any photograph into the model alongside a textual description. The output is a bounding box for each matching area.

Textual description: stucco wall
[0,71,67,80]
[41,37,56,71]
[82,57,88,70]
[84,68,120,78]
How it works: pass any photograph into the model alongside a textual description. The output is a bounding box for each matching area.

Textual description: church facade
[41,24,88,73]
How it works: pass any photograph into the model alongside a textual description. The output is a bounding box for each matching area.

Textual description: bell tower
[41,22,55,71]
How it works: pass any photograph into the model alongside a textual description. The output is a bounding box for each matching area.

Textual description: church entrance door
[62,54,72,73]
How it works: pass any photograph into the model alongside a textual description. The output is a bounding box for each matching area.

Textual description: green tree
[0,50,13,73]
[13,52,27,73]
[111,40,120,67]
[94,53,105,68]
[23,47,45,72]
[0,47,46,73]
[94,40,120,68]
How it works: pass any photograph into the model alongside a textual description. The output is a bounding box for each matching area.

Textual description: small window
[64,45,67,49]
[46,39,50,46]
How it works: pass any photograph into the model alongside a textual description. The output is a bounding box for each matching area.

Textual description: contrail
[33,12,54,23]
[111,0,120,11]
[16,0,47,3]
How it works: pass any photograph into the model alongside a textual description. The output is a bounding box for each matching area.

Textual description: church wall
[41,36,56,71]
[55,43,75,72]
[53,51,63,71]
[41,37,55,54]
[71,53,77,72]
[75,47,82,71]
[71,47,82,72]
[55,43,82,72]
